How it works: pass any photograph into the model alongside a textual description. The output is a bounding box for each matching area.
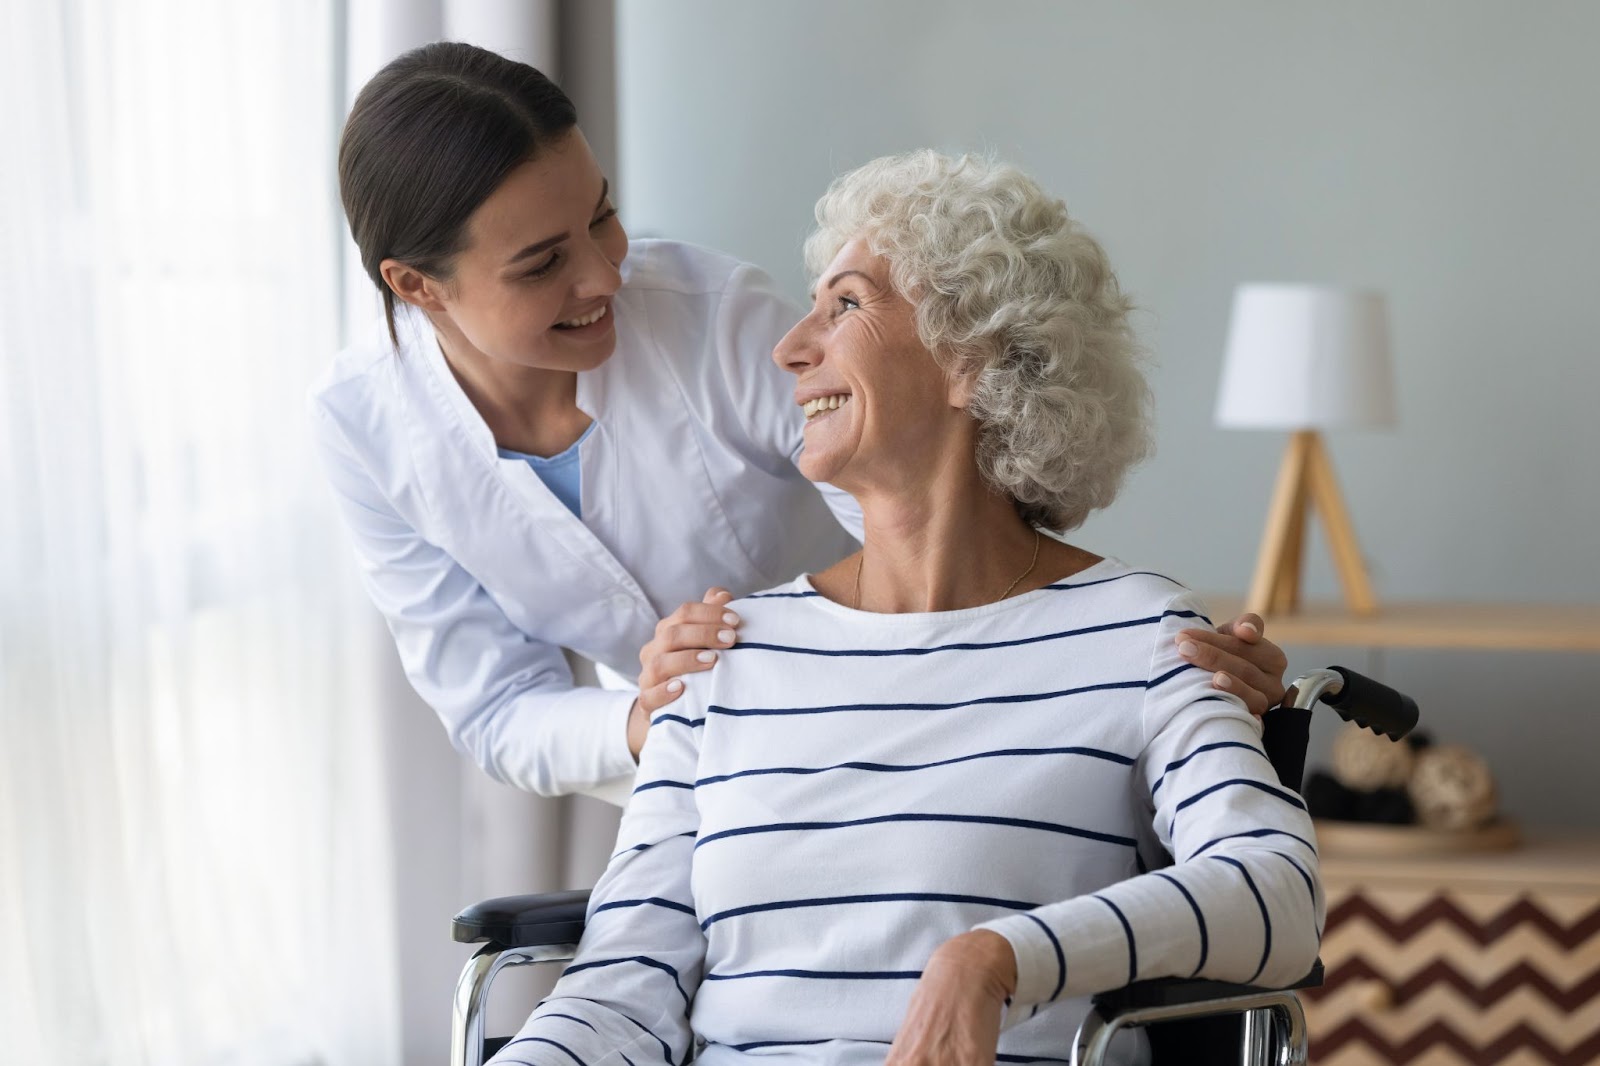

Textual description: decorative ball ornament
[1407,745,1497,830]
[1331,723,1415,791]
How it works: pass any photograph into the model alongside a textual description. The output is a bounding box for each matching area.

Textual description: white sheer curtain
[0,3,400,1064]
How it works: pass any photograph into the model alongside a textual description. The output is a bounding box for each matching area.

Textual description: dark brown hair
[338,42,578,346]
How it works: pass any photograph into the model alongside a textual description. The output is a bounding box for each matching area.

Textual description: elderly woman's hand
[629,588,741,759]
[1176,613,1292,716]
[886,931,1016,1066]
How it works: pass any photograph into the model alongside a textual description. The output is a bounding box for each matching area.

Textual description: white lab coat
[309,240,860,801]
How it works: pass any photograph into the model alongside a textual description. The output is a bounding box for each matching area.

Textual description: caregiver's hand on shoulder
[886,930,1016,1066]
[630,587,742,760]
[1176,612,1292,716]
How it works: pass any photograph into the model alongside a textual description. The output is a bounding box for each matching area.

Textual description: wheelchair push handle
[1294,665,1419,740]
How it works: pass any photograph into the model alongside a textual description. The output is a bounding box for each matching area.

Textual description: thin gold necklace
[852,528,1042,611]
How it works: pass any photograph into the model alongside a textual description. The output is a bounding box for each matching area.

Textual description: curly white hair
[803,151,1153,531]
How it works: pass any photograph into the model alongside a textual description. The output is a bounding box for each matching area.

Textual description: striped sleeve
[488,686,710,1066]
[978,590,1323,1011]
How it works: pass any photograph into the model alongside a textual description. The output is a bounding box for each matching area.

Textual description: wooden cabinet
[1304,833,1600,1065]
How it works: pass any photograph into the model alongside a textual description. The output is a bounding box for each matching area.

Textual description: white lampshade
[1215,284,1396,430]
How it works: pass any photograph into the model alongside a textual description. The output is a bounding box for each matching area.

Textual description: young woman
[311,43,1289,802]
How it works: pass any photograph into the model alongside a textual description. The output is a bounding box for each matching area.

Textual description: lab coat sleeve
[714,260,864,542]
[309,400,638,799]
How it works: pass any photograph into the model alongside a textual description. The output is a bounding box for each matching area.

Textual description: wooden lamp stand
[1245,430,1378,618]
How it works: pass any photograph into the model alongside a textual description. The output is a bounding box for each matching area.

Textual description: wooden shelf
[1203,598,1600,652]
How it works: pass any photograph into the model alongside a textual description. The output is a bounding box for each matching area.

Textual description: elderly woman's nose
[772,316,821,374]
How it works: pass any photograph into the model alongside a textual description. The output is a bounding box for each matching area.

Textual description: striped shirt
[490,559,1323,1066]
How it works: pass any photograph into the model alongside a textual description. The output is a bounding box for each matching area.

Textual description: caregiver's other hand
[1177,612,1291,716]
[887,930,1016,1066]
[631,588,741,758]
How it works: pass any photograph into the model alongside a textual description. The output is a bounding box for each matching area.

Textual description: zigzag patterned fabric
[1305,886,1600,1065]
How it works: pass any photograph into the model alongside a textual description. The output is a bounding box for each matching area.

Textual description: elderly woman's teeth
[556,305,608,329]
[803,394,852,420]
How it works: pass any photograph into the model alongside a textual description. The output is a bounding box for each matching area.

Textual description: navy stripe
[1174,778,1307,816]
[708,678,1149,719]
[650,713,703,730]
[562,956,690,1004]
[1152,872,1208,977]
[1212,856,1272,983]
[718,1039,1075,1061]
[701,891,1039,930]
[1043,569,1184,593]
[727,611,1206,659]
[710,1040,1084,1062]
[696,812,1137,850]
[1187,827,1317,861]
[1095,895,1139,985]
[744,590,819,599]
[592,897,698,919]
[500,1037,585,1066]
[540,1012,598,1033]
[705,967,921,981]
[716,1044,1076,1061]
[610,830,697,860]
[1273,851,1319,911]
[632,779,695,795]
[695,745,1133,788]
[1149,663,1207,689]
[1023,912,1067,1002]
[621,1055,638,1066]
[1151,742,1270,795]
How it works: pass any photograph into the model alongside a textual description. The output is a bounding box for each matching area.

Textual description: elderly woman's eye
[835,295,860,315]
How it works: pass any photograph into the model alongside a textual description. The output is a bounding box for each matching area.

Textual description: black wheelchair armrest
[1091,959,1323,1015]
[452,889,592,948]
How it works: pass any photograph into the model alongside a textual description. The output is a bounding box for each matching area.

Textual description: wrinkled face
[427,129,628,372]
[773,238,971,491]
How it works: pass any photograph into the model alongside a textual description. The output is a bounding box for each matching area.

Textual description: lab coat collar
[396,304,648,609]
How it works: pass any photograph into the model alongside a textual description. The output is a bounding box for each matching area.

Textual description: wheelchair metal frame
[451,667,1413,1066]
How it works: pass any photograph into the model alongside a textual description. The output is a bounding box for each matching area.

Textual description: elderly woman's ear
[946,367,979,410]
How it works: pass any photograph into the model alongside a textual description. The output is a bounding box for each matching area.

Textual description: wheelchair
[450,666,1419,1066]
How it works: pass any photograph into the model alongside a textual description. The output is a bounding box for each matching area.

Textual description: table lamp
[1216,284,1395,617]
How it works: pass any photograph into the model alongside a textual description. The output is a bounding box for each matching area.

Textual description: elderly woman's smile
[798,392,851,421]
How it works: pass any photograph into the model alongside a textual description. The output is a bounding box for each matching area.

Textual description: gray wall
[614,1,1600,827]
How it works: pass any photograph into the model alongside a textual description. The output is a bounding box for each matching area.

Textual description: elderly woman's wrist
[931,929,1018,1000]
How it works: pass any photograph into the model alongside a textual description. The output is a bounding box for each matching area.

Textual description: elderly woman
[487,152,1322,1066]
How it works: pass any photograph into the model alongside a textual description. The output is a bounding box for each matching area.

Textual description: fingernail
[718,629,736,644]
[1178,641,1199,658]
[1238,622,1259,638]
[697,651,717,664]
[723,612,740,626]
[667,678,683,692]
[1214,673,1231,689]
